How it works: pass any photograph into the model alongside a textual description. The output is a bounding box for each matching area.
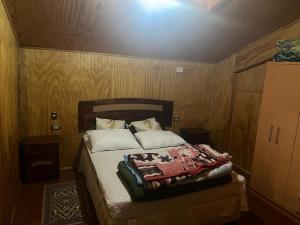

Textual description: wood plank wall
[227,19,300,173]
[19,49,234,167]
[229,64,266,172]
[235,19,300,72]
[210,56,235,151]
[17,19,300,171]
[0,1,21,224]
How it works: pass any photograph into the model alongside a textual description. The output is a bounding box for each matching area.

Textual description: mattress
[79,140,248,225]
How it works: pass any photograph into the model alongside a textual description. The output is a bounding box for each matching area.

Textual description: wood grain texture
[285,119,300,217]
[19,48,237,167]
[235,19,300,72]
[229,64,266,171]
[210,56,235,151]
[4,0,300,62]
[250,63,300,211]
[225,18,300,172]
[78,98,174,132]
[17,12,300,172]
[0,1,21,224]
[207,0,222,9]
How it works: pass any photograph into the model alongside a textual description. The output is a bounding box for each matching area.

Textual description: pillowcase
[83,134,92,151]
[87,129,141,152]
[130,117,162,132]
[96,118,125,130]
[134,130,186,149]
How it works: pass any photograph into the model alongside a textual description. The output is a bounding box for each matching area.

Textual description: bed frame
[77,98,246,225]
[78,98,174,132]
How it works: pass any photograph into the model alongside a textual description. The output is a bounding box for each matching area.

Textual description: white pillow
[87,129,141,152]
[130,117,162,132]
[96,118,125,130]
[134,130,186,149]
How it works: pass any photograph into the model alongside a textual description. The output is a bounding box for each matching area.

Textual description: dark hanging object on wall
[273,39,300,62]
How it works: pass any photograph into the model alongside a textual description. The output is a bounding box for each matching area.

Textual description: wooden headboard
[78,98,174,132]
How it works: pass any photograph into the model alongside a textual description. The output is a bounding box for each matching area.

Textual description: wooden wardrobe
[251,62,300,219]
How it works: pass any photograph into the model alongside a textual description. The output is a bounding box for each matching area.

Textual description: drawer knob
[31,161,53,167]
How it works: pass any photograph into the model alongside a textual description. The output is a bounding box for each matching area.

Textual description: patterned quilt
[126,144,231,190]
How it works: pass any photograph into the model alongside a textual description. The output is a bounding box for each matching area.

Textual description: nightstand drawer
[24,151,58,166]
[20,135,60,183]
[23,144,58,158]
[25,159,59,181]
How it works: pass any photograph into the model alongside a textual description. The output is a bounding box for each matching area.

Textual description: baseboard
[249,188,300,224]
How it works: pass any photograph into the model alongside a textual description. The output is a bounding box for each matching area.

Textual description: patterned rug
[42,181,88,225]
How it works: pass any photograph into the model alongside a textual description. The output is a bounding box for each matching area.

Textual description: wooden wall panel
[0,1,21,224]
[235,19,300,72]
[224,19,300,172]
[18,15,300,172]
[20,48,235,167]
[229,64,266,171]
[5,0,300,62]
[209,56,235,151]
[207,0,222,9]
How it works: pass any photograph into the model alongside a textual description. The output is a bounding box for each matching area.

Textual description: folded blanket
[274,39,300,62]
[126,144,231,190]
[117,161,232,202]
[124,151,232,189]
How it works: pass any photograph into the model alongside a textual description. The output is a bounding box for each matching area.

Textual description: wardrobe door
[265,112,300,206]
[250,64,277,195]
[285,125,300,218]
[264,63,300,206]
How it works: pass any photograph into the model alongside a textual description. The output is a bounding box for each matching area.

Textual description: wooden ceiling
[4,0,300,62]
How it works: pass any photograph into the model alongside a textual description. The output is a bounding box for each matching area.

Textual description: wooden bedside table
[20,135,60,183]
[180,128,211,145]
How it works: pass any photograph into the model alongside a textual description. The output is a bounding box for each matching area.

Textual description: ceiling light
[139,0,181,10]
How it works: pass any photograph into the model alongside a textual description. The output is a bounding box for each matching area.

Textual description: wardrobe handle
[268,125,274,142]
[275,127,280,144]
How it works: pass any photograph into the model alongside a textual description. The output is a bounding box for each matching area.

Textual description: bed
[78,98,248,225]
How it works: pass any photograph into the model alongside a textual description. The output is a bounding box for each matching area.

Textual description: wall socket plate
[176,66,184,73]
[173,116,180,121]
[51,112,58,120]
[51,124,61,130]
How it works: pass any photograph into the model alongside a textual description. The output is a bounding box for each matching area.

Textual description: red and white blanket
[127,144,231,189]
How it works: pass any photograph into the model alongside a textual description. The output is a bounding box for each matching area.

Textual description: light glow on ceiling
[139,0,181,10]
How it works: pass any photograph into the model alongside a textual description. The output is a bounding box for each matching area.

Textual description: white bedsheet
[79,144,248,222]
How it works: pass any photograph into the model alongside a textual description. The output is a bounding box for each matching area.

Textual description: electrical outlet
[51,124,61,130]
[173,116,180,121]
[176,66,184,73]
[51,112,58,120]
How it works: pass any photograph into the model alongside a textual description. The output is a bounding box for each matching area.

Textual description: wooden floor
[12,170,298,225]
